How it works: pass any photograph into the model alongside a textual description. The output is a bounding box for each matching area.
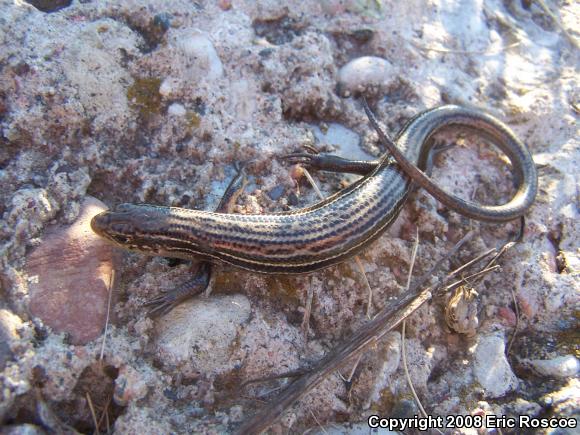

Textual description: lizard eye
[113,235,131,244]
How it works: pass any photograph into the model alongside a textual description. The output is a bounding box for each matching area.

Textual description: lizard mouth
[90,211,111,237]
[90,210,135,244]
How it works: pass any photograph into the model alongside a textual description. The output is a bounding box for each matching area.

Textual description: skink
[91,102,537,274]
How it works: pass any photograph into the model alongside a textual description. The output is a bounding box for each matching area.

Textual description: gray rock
[156,294,251,374]
[522,355,580,380]
[472,331,518,398]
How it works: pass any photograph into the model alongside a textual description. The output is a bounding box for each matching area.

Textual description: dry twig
[236,232,473,434]
[86,392,100,435]
[97,395,112,434]
[400,228,441,431]
[301,283,314,342]
[354,256,374,318]
[412,40,521,56]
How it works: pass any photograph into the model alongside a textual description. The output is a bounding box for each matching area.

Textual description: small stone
[311,123,371,162]
[168,103,186,117]
[472,331,519,398]
[522,355,579,380]
[337,56,396,97]
[267,185,285,200]
[174,30,224,81]
[156,294,251,374]
[114,365,149,406]
[159,77,178,97]
[25,197,116,345]
[497,306,517,327]
[218,0,232,11]
[24,0,71,13]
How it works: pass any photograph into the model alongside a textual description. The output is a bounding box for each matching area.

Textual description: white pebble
[167,103,186,117]
[337,56,395,97]
[159,77,175,97]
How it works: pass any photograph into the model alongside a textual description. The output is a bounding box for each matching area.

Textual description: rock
[114,365,149,406]
[25,197,116,345]
[523,355,579,380]
[312,123,369,160]
[267,185,285,200]
[167,103,186,117]
[159,77,179,97]
[172,30,224,81]
[337,56,396,97]
[24,0,71,13]
[472,332,518,398]
[497,306,517,327]
[155,294,251,374]
[61,20,137,132]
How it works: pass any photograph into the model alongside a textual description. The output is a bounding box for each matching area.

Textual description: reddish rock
[517,294,536,319]
[26,197,116,345]
[497,306,517,327]
[218,0,232,10]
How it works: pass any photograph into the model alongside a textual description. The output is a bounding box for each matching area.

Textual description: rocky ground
[0,0,578,434]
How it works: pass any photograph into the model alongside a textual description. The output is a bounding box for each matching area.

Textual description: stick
[235,234,472,434]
